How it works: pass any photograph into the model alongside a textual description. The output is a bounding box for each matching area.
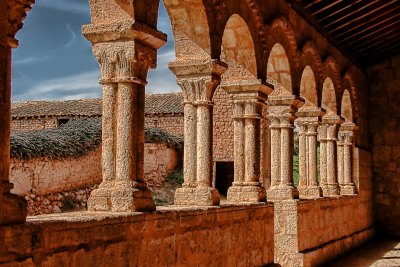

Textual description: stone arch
[213,0,266,78]
[342,72,359,122]
[341,90,353,123]
[220,14,257,79]
[267,43,293,94]
[163,0,213,61]
[265,17,299,94]
[322,57,342,113]
[321,77,337,114]
[299,41,324,102]
[300,66,318,107]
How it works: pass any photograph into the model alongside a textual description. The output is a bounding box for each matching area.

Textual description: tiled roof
[12,92,184,118]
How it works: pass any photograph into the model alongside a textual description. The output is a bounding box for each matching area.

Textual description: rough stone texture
[24,185,97,216]
[213,85,234,162]
[11,117,58,132]
[368,54,400,237]
[274,149,374,267]
[10,143,179,196]
[145,114,184,137]
[0,204,274,267]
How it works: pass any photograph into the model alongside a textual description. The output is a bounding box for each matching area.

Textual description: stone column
[221,81,269,203]
[170,60,227,206]
[296,109,323,199]
[87,51,117,211]
[83,21,167,212]
[266,94,301,200]
[319,114,341,196]
[0,2,28,224]
[338,122,357,195]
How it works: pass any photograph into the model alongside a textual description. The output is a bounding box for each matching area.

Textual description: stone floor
[328,237,400,267]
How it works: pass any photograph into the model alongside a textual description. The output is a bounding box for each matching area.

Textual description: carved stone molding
[7,0,35,48]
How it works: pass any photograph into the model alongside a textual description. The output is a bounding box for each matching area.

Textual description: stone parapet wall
[0,204,274,266]
[274,149,374,267]
[145,114,184,137]
[11,117,58,132]
[368,54,400,237]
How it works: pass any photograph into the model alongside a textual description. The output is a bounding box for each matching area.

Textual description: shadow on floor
[327,236,400,267]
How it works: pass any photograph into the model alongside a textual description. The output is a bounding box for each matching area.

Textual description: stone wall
[0,204,274,266]
[9,143,180,215]
[144,114,184,137]
[273,149,374,267]
[213,86,234,162]
[11,117,58,132]
[10,147,102,196]
[368,54,400,237]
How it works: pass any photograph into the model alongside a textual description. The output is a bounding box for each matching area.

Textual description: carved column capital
[6,0,35,48]
[92,41,157,85]
[169,59,227,102]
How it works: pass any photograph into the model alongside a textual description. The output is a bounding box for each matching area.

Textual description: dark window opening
[58,118,69,127]
[215,161,234,196]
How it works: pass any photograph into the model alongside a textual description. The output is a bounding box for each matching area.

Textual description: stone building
[11,93,184,136]
[1,1,400,267]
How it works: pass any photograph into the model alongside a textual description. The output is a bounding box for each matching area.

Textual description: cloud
[13,70,101,101]
[13,55,51,65]
[64,24,77,47]
[36,0,90,15]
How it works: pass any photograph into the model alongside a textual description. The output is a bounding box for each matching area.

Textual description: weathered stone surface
[0,204,274,266]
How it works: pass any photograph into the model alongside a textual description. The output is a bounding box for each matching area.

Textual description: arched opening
[300,66,318,107]
[321,77,337,114]
[341,90,353,123]
[8,0,218,212]
[267,43,292,94]
[221,14,257,78]
[213,14,257,196]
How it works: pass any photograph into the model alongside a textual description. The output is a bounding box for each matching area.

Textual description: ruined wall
[143,143,180,187]
[213,86,234,162]
[368,54,400,237]
[11,117,58,132]
[274,149,374,267]
[145,114,184,137]
[10,147,102,196]
[10,144,179,195]
[0,204,274,267]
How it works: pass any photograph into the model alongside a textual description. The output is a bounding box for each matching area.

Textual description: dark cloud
[12,0,179,101]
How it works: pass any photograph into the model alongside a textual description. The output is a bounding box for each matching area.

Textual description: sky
[12,0,179,101]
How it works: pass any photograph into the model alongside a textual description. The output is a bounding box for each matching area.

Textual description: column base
[340,184,357,195]
[174,187,220,206]
[298,185,322,199]
[87,186,112,211]
[1,191,27,225]
[111,182,155,212]
[227,185,266,203]
[322,184,340,197]
[267,185,298,201]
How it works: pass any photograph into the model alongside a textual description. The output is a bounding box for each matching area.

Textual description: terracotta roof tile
[12,92,184,118]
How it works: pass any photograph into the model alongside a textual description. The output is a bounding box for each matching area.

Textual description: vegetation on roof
[11,118,183,160]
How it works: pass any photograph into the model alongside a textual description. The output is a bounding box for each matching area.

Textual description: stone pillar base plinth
[322,184,340,197]
[174,187,220,206]
[340,184,356,195]
[111,183,155,212]
[87,186,113,211]
[267,185,298,201]
[174,187,197,205]
[227,185,266,203]
[1,191,27,225]
[298,186,322,199]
